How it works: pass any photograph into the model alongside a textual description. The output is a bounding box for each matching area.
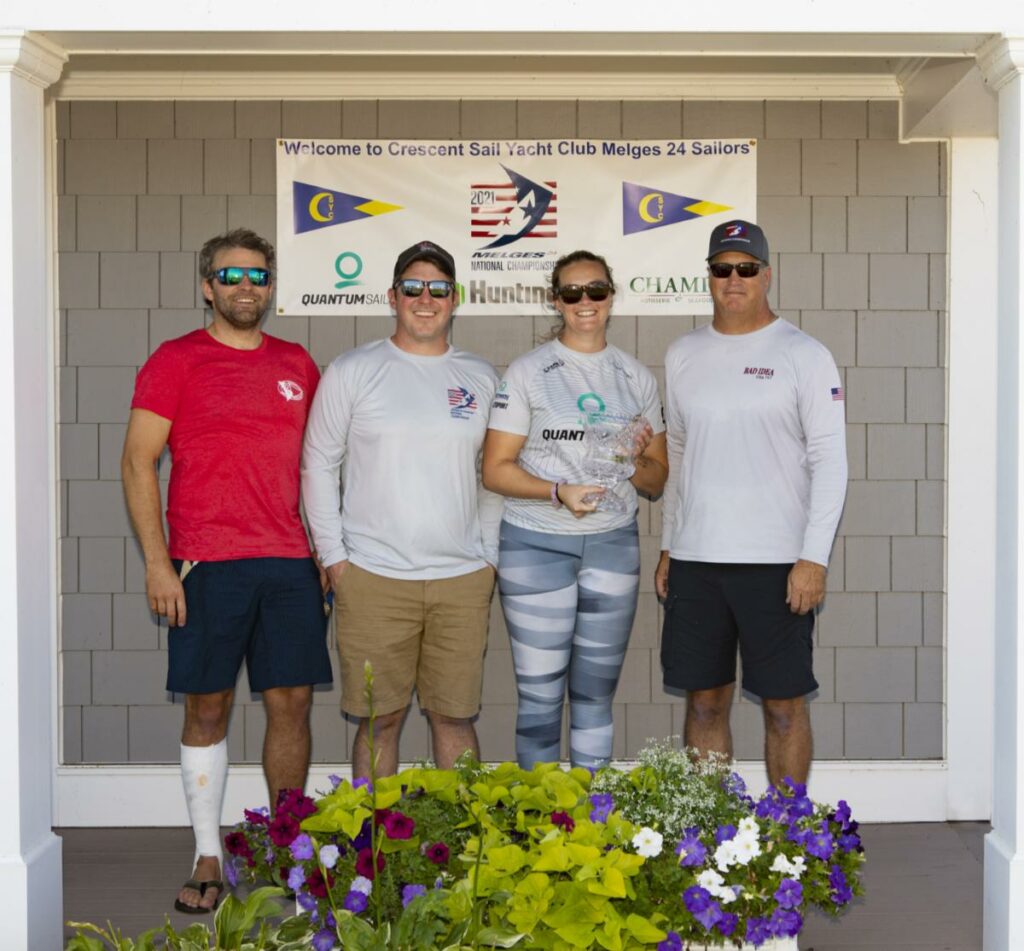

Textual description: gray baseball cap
[706,220,769,263]
[392,241,456,282]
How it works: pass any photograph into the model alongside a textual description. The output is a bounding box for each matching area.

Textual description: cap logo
[724,223,747,238]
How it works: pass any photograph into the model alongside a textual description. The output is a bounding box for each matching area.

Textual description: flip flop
[173,878,224,914]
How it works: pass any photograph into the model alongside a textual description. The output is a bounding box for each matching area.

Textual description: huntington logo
[621,182,731,236]
[293,182,402,234]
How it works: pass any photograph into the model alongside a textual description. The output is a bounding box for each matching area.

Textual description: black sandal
[173,878,224,914]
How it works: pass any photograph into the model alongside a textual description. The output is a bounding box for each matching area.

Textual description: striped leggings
[497,519,640,770]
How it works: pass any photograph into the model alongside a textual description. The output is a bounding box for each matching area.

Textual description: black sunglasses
[212,267,271,287]
[394,279,455,299]
[554,281,614,304]
[708,262,765,279]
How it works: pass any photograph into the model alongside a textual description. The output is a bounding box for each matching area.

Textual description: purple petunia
[745,917,771,948]
[774,877,803,909]
[297,891,317,913]
[312,927,335,951]
[715,824,737,844]
[352,819,373,852]
[805,821,836,860]
[287,865,306,891]
[676,827,707,867]
[656,932,682,951]
[769,907,803,938]
[352,776,373,792]
[319,844,340,869]
[683,885,723,931]
[402,883,427,907]
[223,857,239,888]
[343,889,368,913]
[721,771,747,796]
[589,792,614,823]
[289,833,314,861]
[327,774,342,789]
[829,864,854,905]
[717,911,739,937]
[834,799,852,827]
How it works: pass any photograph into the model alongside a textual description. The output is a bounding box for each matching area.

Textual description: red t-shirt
[131,329,320,561]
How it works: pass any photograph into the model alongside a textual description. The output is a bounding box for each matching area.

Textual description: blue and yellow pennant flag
[622,182,730,235]
[293,181,402,234]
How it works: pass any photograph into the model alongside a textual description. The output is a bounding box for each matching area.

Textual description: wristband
[551,481,566,509]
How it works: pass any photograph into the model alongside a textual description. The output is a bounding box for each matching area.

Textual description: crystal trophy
[580,413,648,514]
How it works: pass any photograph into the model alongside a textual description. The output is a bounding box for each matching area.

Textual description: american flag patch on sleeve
[831,387,845,401]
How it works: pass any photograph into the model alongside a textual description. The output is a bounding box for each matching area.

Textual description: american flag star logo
[831,387,845,401]
[448,386,478,419]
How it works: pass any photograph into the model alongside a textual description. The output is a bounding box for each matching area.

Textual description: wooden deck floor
[60,822,986,949]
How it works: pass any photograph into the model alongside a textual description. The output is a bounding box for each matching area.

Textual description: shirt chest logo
[277,379,305,401]
[743,367,775,380]
[448,386,478,419]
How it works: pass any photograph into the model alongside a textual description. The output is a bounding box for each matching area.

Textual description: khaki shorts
[334,563,495,718]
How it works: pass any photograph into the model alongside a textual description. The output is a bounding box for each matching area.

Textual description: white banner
[275,138,757,316]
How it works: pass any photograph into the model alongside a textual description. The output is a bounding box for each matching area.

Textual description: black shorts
[167,557,333,695]
[660,559,817,700]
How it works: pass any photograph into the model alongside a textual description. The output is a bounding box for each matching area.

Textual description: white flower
[319,844,340,869]
[719,885,741,905]
[790,855,807,879]
[714,840,738,871]
[738,816,760,836]
[350,875,373,895]
[697,869,724,891]
[771,854,794,874]
[732,831,762,865]
[632,827,664,858]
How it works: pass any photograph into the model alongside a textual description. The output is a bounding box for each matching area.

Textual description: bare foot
[175,855,222,912]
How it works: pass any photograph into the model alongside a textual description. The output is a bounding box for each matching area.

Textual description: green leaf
[487,844,527,874]
[474,926,529,948]
[624,912,667,942]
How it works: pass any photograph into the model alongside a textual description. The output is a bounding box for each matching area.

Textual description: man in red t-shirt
[121,229,332,914]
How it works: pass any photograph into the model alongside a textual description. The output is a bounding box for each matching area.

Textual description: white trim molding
[55,760,951,828]
[977,35,1024,91]
[0,31,66,87]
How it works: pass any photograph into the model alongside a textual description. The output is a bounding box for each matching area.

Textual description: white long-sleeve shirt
[660,319,847,567]
[301,338,502,580]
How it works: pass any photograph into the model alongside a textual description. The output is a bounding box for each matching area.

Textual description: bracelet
[551,481,566,509]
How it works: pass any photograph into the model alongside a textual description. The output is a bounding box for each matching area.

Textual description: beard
[209,286,270,329]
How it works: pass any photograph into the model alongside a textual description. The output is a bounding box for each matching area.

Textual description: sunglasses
[394,279,455,299]
[708,262,765,279]
[555,281,614,304]
[212,267,271,286]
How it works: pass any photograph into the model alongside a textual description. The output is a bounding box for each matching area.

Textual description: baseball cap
[706,220,770,263]
[392,241,456,282]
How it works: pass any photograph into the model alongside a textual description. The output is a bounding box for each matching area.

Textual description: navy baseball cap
[706,220,770,263]
[392,241,456,282]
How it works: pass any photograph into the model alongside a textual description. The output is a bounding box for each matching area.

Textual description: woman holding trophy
[482,250,668,769]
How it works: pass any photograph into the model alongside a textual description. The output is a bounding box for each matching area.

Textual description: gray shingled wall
[56,98,946,765]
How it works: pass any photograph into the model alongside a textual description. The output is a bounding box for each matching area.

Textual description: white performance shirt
[661,319,847,566]
[301,338,502,580]
[488,339,664,534]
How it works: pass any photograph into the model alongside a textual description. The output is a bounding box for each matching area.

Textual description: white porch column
[0,30,66,951]
[979,35,1024,951]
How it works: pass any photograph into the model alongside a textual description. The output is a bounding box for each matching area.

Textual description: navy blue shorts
[167,557,333,695]
[660,560,817,700]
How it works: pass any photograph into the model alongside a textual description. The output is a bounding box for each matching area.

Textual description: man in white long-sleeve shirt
[302,241,500,778]
[655,220,847,787]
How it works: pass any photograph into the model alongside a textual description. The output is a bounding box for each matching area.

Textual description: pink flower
[551,811,575,833]
[277,788,317,820]
[383,811,416,840]
[355,847,386,880]
[243,808,270,826]
[425,842,450,865]
[305,867,335,899]
[268,813,300,847]
[224,832,252,859]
